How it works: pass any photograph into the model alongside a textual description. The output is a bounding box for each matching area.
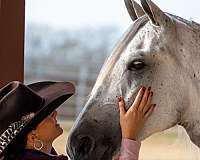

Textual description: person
[0,81,75,160]
[0,81,154,160]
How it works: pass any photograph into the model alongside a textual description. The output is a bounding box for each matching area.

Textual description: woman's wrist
[122,134,137,141]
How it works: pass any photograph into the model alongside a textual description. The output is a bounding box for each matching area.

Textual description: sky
[25,0,200,31]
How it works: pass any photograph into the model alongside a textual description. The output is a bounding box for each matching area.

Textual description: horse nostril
[77,136,95,154]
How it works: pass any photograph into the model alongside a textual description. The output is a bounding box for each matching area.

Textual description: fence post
[0,0,25,87]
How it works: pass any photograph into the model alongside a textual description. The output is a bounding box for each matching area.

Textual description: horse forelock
[90,16,149,97]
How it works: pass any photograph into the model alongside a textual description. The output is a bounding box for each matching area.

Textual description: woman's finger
[142,91,153,114]
[130,86,146,111]
[138,87,151,112]
[144,104,156,119]
[118,96,126,116]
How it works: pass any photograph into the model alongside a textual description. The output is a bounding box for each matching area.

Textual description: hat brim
[0,81,75,158]
[27,81,75,128]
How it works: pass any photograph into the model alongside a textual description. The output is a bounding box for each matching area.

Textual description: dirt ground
[53,120,200,160]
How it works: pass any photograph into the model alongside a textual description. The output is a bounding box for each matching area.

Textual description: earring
[33,139,43,150]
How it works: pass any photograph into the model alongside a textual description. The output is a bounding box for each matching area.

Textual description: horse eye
[127,60,146,71]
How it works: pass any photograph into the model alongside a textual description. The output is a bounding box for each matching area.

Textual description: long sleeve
[115,138,141,160]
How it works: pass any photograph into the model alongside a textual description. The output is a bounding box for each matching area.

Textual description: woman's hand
[118,86,155,140]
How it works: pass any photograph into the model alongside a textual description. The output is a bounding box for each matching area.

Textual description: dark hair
[3,133,28,160]
[3,124,37,160]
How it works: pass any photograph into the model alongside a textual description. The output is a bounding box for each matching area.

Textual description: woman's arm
[117,86,155,160]
[118,138,141,160]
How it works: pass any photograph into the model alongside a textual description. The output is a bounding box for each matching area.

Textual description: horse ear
[124,0,137,21]
[124,0,145,21]
[131,0,145,18]
[140,0,167,26]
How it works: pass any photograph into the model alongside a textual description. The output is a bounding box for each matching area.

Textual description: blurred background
[25,0,200,159]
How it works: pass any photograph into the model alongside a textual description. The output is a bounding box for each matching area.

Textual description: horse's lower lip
[99,146,113,160]
[66,145,113,160]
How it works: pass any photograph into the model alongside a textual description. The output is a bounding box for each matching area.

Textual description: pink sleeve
[114,138,141,160]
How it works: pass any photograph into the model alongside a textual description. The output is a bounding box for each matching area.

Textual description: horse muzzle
[67,103,121,160]
[67,133,115,160]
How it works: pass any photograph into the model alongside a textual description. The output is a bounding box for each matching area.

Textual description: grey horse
[67,0,200,159]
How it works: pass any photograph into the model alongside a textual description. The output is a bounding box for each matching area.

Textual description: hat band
[0,113,35,154]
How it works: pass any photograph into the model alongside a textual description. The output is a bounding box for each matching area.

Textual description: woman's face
[36,111,63,143]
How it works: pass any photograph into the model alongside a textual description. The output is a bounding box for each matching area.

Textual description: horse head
[67,0,200,159]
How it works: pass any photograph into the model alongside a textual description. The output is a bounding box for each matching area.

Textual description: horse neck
[180,82,200,147]
[176,23,200,147]
[179,63,200,147]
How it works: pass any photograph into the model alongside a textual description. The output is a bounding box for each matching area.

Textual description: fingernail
[153,104,156,107]
[118,96,122,102]
[151,92,153,96]
[148,87,151,91]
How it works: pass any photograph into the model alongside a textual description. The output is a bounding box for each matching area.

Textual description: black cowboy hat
[0,81,75,158]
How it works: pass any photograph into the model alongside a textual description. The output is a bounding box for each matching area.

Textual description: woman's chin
[56,124,64,135]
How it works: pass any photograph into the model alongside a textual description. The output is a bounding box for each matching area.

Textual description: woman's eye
[127,60,146,71]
